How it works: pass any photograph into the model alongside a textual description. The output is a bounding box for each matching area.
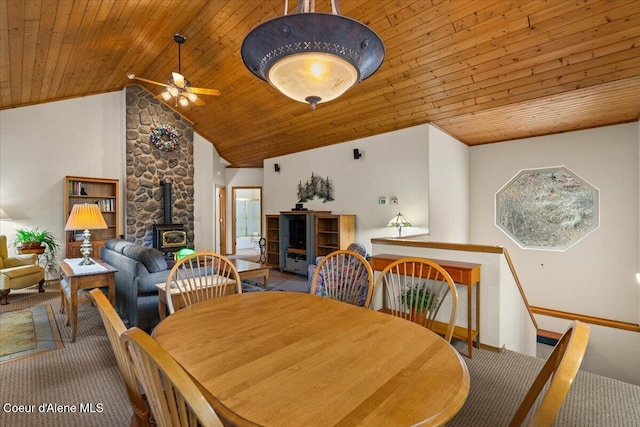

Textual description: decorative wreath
[150,125,180,152]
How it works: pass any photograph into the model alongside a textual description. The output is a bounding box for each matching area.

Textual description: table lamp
[64,203,107,265]
[387,212,411,237]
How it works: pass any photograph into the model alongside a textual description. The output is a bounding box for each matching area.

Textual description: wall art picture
[297,172,334,203]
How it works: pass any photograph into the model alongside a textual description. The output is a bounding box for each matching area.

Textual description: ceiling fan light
[186,92,198,102]
[268,52,357,106]
[179,96,189,107]
[168,86,179,97]
[161,91,172,101]
[172,72,185,89]
[241,1,384,109]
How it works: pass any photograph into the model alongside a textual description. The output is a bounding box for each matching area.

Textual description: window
[496,167,598,250]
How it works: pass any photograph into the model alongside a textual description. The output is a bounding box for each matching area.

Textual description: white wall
[469,123,639,322]
[428,125,470,242]
[263,125,433,255]
[469,123,640,384]
[0,91,221,257]
[193,132,227,252]
[0,92,126,253]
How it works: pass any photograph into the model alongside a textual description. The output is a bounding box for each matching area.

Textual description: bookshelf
[265,214,280,267]
[315,214,356,257]
[64,176,120,258]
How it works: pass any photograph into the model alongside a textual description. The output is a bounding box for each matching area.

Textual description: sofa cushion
[122,245,168,273]
[1,264,43,278]
[104,238,134,254]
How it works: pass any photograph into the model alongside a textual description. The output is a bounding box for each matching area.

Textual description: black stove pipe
[160,179,172,224]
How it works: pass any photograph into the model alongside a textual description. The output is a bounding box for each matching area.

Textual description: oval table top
[153,291,469,426]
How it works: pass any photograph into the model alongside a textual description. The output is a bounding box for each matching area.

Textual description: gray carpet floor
[448,339,640,426]
[1,275,639,426]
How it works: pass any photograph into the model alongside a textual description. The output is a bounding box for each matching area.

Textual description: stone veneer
[125,85,194,248]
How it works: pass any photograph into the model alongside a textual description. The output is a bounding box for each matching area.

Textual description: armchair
[0,235,45,304]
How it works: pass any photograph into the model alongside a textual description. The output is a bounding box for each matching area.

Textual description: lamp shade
[65,204,108,231]
[268,52,358,105]
[387,212,411,228]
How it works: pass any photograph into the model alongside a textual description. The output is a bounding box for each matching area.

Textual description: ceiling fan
[127,34,220,107]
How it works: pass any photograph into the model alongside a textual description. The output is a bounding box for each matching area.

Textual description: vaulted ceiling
[2,0,640,167]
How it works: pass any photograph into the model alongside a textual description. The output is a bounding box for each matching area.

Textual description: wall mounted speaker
[274,164,280,172]
[353,148,362,160]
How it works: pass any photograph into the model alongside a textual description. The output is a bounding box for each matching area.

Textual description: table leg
[71,282,78,343]
[107,275,115,305]
[159,299,167,320]
[467,283,473,358]
[59,287,65,314]
[476,282,481,352]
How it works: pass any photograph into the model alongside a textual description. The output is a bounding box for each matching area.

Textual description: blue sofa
[100,238,171,331]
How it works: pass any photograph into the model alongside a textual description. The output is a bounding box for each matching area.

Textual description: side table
[371,254,481,358]
[58,258,117,342]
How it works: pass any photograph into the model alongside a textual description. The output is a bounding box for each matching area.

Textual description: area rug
[0,304,63,364]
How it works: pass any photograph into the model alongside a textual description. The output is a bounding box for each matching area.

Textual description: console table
[371,254,481,358]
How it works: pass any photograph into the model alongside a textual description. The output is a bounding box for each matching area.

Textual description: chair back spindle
[166,252,241,315]
[374,257,458,342]
[310,249,374,307]
[89,289,152,427]
[121,327,225,427]
[509,320,590,426]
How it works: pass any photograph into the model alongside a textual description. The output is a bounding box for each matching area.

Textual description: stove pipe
[161,179,172,224]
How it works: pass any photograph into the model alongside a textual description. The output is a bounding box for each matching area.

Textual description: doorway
[231,187,262,257]
[215,185,226,255]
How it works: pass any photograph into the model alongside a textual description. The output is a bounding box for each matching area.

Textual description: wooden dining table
[153,292,470,426]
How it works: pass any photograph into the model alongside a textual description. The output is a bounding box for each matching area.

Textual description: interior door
[217,185,226,255]
[231,187,262,255]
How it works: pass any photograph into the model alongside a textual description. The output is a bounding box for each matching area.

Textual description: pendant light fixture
[241,0,384,110]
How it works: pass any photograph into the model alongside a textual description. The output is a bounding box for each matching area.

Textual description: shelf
[265,215,281,267]
[314,215,355,257]
[287,247,306,255]
[64,176,120,258]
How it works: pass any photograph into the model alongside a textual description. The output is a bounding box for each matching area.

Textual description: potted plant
[400,283,439,326]
[13,227,61,276]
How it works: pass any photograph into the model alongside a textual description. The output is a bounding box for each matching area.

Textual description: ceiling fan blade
[188,87,221,96]
[192,96,205,106]
[172,72,186,89]
[127,74,171,88]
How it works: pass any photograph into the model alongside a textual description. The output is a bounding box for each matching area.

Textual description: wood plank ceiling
[2,0,639,167]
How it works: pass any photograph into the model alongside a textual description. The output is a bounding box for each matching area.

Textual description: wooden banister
[531,306,640,333]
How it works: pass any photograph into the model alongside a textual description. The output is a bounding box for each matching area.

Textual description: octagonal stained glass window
[496,167,599,251]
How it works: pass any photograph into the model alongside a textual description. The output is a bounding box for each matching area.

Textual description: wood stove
[152,179,187,258]
[153,224,186,258]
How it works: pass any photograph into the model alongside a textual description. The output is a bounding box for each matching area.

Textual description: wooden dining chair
[310,249,374,307]
[509,320,590,426]
[374,257,458,342]
[121,327,224,427]
[165,252,241,315]
[89,289,152,427]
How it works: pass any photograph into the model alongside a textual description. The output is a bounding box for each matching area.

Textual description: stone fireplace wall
[125,85,194,247]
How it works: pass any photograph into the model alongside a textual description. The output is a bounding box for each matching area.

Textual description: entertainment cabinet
[264,211,356,274]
